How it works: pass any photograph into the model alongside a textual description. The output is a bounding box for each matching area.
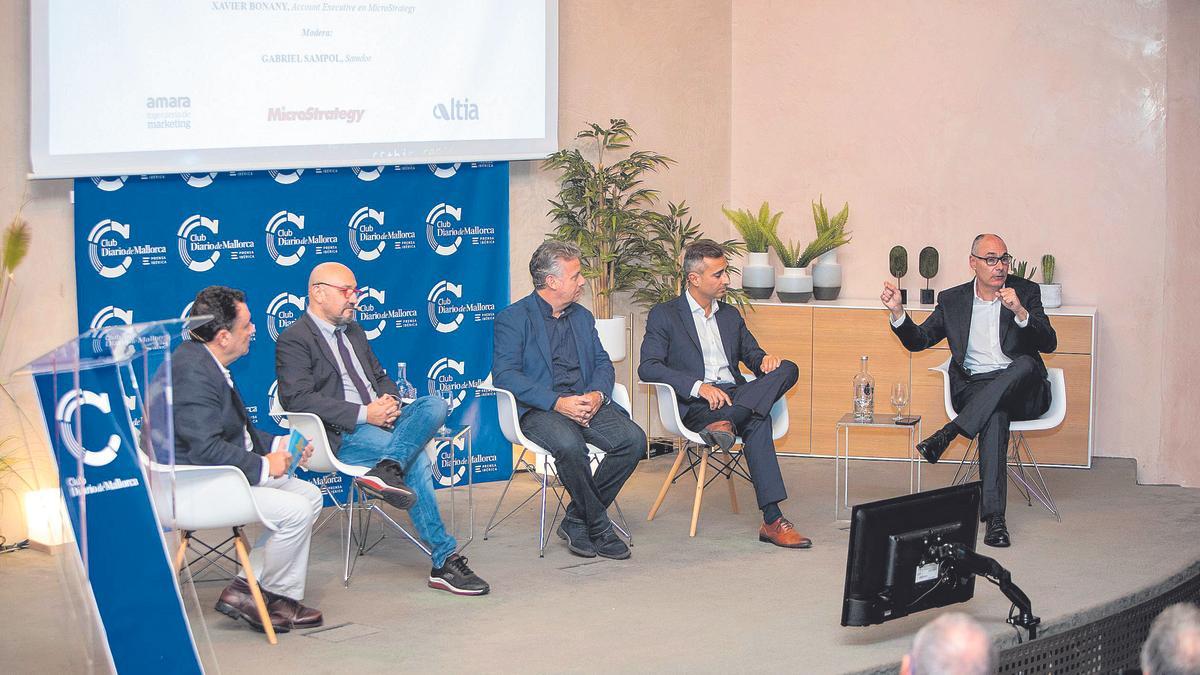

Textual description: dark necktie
[227,381,260,454]
[336,327,373,403]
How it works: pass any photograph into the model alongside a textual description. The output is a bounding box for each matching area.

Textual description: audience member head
[968,233,1011,295]
[529,240,584,310]
[900,612,997,675]
[683,239,730,304]
[1141,602,1200,675]
[308,262,360,326]
[188,285,254,365]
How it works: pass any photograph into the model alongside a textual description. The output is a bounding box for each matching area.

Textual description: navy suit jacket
[638,293,767,410]
[492,292,615,417]
[892,275,1057,397]
[163,340,274,484]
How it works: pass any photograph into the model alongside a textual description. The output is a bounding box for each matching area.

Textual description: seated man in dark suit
[168,285,324,633]
[275,262,488,596]
[882,233,1057,547]
[492,240,646,559]
[638,240,810,549]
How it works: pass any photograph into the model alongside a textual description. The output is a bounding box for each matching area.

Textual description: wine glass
[890,382,910,422]
[437,387,454,435]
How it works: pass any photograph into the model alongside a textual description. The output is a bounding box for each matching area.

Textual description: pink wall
[731,1,1198,486]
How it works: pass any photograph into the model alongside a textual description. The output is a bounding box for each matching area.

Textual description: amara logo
[425,203,462,256]
[55,389,121,467]
[266,292,306,341]
[91,176,128,192]
[268,169,304,185]
[352,166,385,182]
[87,219,132,278]
[265,210,306,266]
[428,163,460,179]
[146,96,191,109]
[432,98,479,121]
[181,173,216,188]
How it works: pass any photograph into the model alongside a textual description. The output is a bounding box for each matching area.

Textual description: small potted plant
[918,246,938,305]
[1039,254,1061,308]
[770,215,850,304]
[810,196,851,300]
[889,245,909,304]
[721,202,779,300]
[1010,259,1036,281]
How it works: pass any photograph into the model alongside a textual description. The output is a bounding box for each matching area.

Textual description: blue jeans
[338,396,457,567]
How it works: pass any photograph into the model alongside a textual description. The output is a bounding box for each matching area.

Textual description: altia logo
[181,173,217,188]
[90,305,134,330]
[432,98,479,121]
[177,214,221,272]
[432,436,468,487]
[267,380,287,427]
[87,219,133,278]
[55,389,121,467]
[269,169,304,185]
[352,166,385,182]
[266,292,306,341]
[427,357,478,413]
[428,163,460,179]
[91,176,128,192]
[346,206,386,261]
[265,210,306,266]
[425,203,462,256]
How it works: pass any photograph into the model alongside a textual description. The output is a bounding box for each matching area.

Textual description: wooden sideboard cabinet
[742,299,1097,467]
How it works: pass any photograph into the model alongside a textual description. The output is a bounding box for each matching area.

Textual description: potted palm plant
[810,196,851,300]
[633,202,747,309]
[770,213,851,304]
[543,119,673,361]
[1039,254,1061,308]
[721,202,779,300]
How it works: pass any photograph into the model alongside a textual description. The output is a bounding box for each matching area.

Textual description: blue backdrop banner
[74,163,511,500]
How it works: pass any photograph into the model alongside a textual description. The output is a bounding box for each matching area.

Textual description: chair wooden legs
[174,531,190,571]
[232,526,277,645]
[647,444,688,521]
[690,447,709,537]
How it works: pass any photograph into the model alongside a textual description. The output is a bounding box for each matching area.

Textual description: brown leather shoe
[214,577,289,633]
[267,595,324,630]
[759,517,813,549]
[699,420,736,452]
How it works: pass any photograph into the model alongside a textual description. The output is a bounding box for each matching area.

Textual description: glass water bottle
[396,362,418,400]
[852,355,875,420]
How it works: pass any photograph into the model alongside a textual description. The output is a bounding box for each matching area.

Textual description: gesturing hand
[881,281,904,319]
[998,287,1027,321]
[698,383,732,411]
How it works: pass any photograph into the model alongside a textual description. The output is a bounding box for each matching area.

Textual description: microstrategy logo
[266,292,306,341]
[428,163,460,179]
[87,219,132,278]
[181,173,217,188]
[91,176,128,192]
[55,389,121,467]
[352,166,385,182]
[177,214,221,272]
[425,203,462,256]
[432,98,479,121]
[269,169,304,185]
[347,206,387,261]
[265,210,306,266]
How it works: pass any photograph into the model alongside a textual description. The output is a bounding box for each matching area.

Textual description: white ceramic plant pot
[1039,283,1062,309]
[812,250,843,301]
[594,316,627,362]
[741,251,775,300]
[776,267,813,303]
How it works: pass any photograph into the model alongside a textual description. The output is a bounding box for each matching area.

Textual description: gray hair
[529,240,582,289]
[1142,603,1200,675]
[683,240,727,279]
[909,613,997,675]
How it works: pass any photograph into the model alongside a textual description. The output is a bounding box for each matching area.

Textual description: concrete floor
[3,455,1199,674]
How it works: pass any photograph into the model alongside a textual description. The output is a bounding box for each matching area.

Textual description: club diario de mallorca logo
[427,357,481,414]
[55,389,121,467]
[347,206,415,261]
[266,292,306,341]
[432,435,468,487]
[425,203,462,256]
[91,176,128,192]
[268,169,304,185]
[87,220,168,279]
[266,210,338,266]
[181,173,217,188]
[268,380,287,427]
[426,280,496,334]
[90,305,134,330]
[352,166,385,182]
[428,163,460,179]
[356,286,418,340]
[177,214,255,271]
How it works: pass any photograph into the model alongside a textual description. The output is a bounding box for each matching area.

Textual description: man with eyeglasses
[275,262,489,595]
[881,233,1057,547]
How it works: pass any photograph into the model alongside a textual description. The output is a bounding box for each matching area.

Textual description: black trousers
[950,355,1051,519]
[680,360,799,510]
[519,402,647,536]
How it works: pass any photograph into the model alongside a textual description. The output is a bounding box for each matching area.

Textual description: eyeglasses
[312,281,360,298]
[971,254,1013,268]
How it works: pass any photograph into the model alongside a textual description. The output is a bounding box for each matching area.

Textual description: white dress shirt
[204,346,284,483]
[890,280,1029,376]
[686,291,735,398]
[308,310,377,424]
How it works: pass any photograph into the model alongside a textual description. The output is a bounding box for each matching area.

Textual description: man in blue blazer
[639,241,810,549]
[493,241,646,559]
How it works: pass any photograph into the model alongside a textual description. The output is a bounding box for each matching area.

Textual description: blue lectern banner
[74,164,511,497]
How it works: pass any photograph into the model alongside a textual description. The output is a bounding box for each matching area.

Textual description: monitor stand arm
[934,542,1041,640]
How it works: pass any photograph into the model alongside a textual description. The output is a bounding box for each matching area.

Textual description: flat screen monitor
[841,482,982,627]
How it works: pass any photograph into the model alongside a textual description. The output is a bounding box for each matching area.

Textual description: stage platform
[3,456,1198,673]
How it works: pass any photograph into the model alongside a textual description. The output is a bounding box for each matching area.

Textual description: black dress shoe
[984,515,1011,547]
[916,426,957,464]
[215,577,289,633]
[592,528,631,560]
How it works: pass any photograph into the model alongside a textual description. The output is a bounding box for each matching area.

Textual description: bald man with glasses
[881,234,1057,548]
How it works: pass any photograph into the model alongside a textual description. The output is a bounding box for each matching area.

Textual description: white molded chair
[932,359,1066,520]
[642,373,789,537]
[477,376,632,557]
[273,406,431,586]
[148,461,279,645]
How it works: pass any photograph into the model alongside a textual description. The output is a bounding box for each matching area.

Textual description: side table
[430,425,474,551]
[834,413,923,520]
